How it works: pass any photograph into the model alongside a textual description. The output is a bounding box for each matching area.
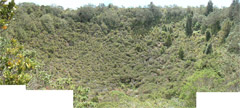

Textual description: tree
[185,15,193,36]
[178,47,184,60]
[211,20,221,35]
[229,0,240,20]
[76,5,96,22]
[97,9,120,29]
[135,8,154,25]
[132,2,162,34]
[220,19,232,43]
[148,2,162,21]
[205,0,213,16]
[40,14,55,33]
[97,3,106,13]
[206,30,211,41]
[204,10,222,35]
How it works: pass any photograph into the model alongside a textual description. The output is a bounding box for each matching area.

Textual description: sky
[14,0,232,9]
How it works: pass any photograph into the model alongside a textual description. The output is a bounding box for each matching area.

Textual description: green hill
[1,1,240,107]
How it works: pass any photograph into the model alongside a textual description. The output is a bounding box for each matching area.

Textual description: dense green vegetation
[0,0,36,85]
[1,0,240,107]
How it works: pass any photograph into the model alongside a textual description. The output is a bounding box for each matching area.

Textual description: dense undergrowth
[1,0,240,107]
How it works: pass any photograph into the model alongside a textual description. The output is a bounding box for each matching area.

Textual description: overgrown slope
[2,1,240,107]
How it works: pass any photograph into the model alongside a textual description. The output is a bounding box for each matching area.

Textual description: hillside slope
[2,1,240,107]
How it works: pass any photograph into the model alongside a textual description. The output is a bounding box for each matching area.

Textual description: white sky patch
[14,0,232,9]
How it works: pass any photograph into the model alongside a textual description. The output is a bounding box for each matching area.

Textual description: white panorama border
[197,92,240,108]
[0,85,73,108]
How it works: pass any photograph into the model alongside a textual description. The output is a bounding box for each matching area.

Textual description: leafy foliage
[0,0,16,28]
[0,38,37,84]
[0,0,37,85]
